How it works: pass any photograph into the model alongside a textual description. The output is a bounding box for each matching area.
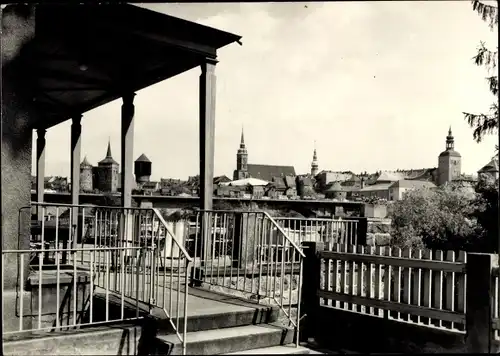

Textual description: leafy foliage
[389,184,486,251]
[463,1,499,144]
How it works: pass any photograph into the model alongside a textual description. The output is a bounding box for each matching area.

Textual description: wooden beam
[96,24,217,58]
[317,289,465,324]
[37,67,113,87]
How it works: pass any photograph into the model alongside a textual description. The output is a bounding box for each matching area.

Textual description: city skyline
[32,2,498,180]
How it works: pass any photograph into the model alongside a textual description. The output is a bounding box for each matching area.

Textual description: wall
[366,217,392,246]
[1,5,38,290]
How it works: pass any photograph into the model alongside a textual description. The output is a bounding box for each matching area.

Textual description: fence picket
[332,243,339,308]
[402,247,412,322]
[382,246,392,319]
[444,250,456,330]
[324,245,331,306]
[339,244,347,310]
[364,245,373,315]
[356,245,365,313]
[348,244,356,312]
[432,250,444,328]
[392,247,402,320]
[374,246,382,317]
[422,249,432,326]
[456,250,466,332]
[411,249,423,324]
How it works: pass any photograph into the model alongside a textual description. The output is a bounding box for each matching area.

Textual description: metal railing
[188,209,305,346]
[274,216,360,247]
[4,202,192,355]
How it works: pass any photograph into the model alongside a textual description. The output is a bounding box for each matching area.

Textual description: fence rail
[318,244,467,333]
[188,209,305,346]
[274,217,362,246]
[5,202,192,354]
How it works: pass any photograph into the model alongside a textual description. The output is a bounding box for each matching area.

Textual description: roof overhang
[5,3,241,129]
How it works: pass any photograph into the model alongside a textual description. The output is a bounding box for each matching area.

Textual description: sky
[34,1,499,180]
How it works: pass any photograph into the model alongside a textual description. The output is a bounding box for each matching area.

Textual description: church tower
[437,127,461,186]
[233,127,249,180]
[311,143,319,176]
[97,140,120,192]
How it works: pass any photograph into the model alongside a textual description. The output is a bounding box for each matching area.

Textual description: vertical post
[356,217,368,245]
[121,92,135,209]
[300,241,324,342]
[121,92,135,271]
[465,253,498,353]
[36,128,46,220]
[199,59,217,264]
[70,115,82,249]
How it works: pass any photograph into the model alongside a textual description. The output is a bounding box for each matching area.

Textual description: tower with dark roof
[437,127,461,186]
[135,153,152,186]
[233,127,249,180]
[311,142,319,176]
[97,140,119,192]
[80,156,94,192]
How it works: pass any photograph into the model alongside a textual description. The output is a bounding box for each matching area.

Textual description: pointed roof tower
[238,125,247,154]
[135,153,151,163]
[80,155,93,168]
[99,139,119,165]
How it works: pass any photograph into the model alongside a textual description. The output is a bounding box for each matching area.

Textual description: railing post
[355,217,368,245]
[465,253,498,353]
[300,241,324,343]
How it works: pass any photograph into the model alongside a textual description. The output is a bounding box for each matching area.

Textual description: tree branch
[472,0,499,29]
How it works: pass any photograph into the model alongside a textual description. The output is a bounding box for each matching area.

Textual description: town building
[478,159,499,182]
[233,128,296,181]
[388,180,436,201]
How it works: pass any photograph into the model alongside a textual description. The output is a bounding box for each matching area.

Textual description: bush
[389,184,485,251]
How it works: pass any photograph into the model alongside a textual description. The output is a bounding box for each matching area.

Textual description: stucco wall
[1,5,38,290]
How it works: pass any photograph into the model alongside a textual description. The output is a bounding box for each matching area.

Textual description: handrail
[152,208,193,262]
[28,201,153,211]
[262,212,306,258]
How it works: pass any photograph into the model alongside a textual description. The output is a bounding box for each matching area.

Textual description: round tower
[134,153,152,185]
[80,156,93,192]
[437,126,461,186]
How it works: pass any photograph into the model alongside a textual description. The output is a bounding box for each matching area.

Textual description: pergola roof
[15,3,241,129]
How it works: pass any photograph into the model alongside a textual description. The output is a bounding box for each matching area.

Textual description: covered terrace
[1,2,241,326]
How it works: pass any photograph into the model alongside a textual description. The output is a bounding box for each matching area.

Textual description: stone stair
[2,287,313,355]
[149,287,310,355]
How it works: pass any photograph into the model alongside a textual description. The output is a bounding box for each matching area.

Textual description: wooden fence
[301,242,500,353]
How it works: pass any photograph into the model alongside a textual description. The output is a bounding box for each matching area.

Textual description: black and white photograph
[1,0,499,354]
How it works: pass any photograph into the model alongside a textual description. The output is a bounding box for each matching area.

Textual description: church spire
[311,141,319,176]
[240,126,245,148]
[446,126,454,150]
[106,138,113,158]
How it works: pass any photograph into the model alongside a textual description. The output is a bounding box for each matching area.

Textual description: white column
[199,59,217,263]
[70,115,82,249]
[36,128,46,220]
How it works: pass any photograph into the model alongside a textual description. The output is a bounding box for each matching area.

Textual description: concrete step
[3,323,142,356]
[154,324,294,355]
[92,290,279,335]
[223,343,311,354]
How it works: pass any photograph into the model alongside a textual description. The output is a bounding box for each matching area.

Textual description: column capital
[201,58,218,74]
[36,128,46,138]
[72,114,82,126]
[122,92,136,106]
